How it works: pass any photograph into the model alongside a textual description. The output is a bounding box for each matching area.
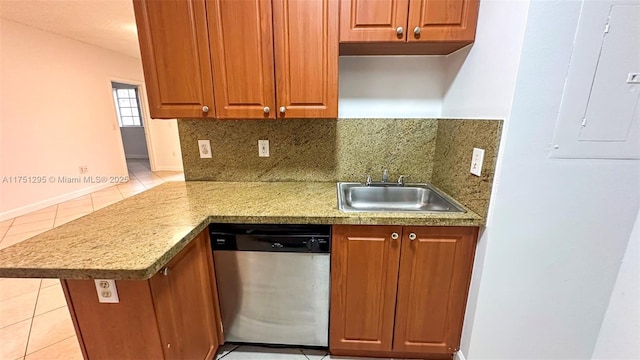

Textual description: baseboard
[455,350,467,360]
[0,182,114,221]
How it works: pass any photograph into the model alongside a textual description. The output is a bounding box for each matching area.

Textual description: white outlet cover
[198,140,212,159]
[94,279,119,303]
[258,140,270,157]
[470,148,485,176]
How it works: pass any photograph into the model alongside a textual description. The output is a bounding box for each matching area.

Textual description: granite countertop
[0,181,483,280]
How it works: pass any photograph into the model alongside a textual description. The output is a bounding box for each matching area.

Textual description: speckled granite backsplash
[432,120,502,218]
[178,119,439,182]
[178,118,502,217]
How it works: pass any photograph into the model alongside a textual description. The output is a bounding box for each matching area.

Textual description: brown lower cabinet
[330,225,478,359]
[62,230,222,360]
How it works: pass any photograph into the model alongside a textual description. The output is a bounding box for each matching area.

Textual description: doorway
[111,81,150,172]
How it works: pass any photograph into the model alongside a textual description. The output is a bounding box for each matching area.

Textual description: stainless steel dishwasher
[209,223,331,347]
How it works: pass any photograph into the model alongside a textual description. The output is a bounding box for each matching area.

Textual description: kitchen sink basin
[337,182,465,213]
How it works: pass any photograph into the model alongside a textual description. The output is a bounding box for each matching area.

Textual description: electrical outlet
[94,279,119,303]
[470,148,485,176]
[258,140,270,157]
[198,140,212,159]
[79,165,88,174]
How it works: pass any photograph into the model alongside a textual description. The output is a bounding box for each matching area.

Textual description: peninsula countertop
[0,181,483,280]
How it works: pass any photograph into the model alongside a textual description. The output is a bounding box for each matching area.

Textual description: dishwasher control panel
[209,223,331,253]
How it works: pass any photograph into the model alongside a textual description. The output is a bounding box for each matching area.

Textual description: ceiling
[1,0,141,58]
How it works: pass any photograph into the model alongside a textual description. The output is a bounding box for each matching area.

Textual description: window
[112,82,143,127]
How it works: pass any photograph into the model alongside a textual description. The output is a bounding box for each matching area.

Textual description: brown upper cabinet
[134,0,338,119]
[330,225,478,358]
[339,0,480,55]
[133,0,215,119]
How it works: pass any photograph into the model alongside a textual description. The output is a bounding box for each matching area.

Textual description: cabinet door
[407,0,479,43]
[207,0,276,119]
[339,0,409,42]
[393,226,478,354]
[329,225,402,352]
[272,0,339,118]
[150,231,219,359]
[133,0,215,119]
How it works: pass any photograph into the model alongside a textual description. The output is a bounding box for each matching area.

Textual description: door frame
[107,77,157,173]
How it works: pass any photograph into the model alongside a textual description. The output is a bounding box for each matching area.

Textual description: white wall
[456,1,640,359]
[592,209,640,360]
[441,0,529,119]
[0,19,182,219]
[438,0,531,357]
[338,56,446,118]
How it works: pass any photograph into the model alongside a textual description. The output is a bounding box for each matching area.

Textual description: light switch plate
[258,140,270,157]
[94,279,119,303]
[470,148,485,176]
[198,140,212,159]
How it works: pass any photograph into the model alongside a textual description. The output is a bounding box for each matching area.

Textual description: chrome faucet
[397,175,407,186]
[365,175,373,186]
[362,169,409,186]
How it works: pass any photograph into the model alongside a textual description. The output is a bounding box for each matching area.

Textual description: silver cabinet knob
[409,233,417,241]
[263,106,270,114]
[279,106,286,113]
[202,105,209,113]
[414,27,421,36]
[161,267,170,276]
[391,232,399,240]
[396,26,403,35]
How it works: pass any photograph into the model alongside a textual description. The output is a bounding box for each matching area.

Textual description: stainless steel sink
[337,182,465,213]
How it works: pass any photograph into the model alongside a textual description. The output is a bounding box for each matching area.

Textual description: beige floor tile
[55,205,92,219]
[154,171,185,180]
[56,198,92,211]
[119,188,146,198]
[25,336,82,360]
[26,307,75,354]
[0,290,38,329]
[53,213,90,228]
[0,219,15,228]
[34,285,66,316]
[91,197,123,211]
[12,211,57,227]
[0,279,41,302]
[40,279,59,289]
[1,219,15,239]
[116,181,146,191]
[224,345,307,360]
[4,219,54,238]
[0,318,31,360]
[140,180,165,189]
[0,226,10,241]
[90,188,122,198]
[0,230,49,251]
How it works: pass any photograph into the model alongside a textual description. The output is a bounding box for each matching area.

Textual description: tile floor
[0,159,184,360]
[217,344,331,360]
[0,160,375,360]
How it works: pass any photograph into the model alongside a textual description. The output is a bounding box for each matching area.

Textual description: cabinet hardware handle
[202,105,209,113]
[391,232,399,240]
[414,27,421,36]
[161,267,170,276]
[279,106,286,113]
[396,26,403,35]
[263,106,270,114]
[409,233,417,241]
